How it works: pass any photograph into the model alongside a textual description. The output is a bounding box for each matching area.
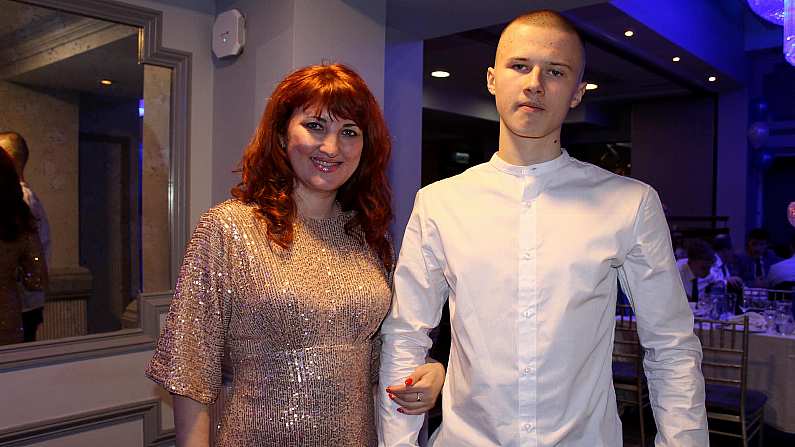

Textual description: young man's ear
[569,81,587,108]
[486,67,496,96]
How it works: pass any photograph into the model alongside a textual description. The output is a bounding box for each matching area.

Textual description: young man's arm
[618,186,709,446]
[378,190,450,446]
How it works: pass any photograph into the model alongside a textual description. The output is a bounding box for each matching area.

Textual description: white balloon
[789,202,795,228]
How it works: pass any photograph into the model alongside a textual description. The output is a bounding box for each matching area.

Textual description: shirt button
[522,252,531,260]
[523,309,533,318]
[523,423,534,432]
[523,366,534,376]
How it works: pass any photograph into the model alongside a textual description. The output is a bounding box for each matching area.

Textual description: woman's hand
[385,359,445,415]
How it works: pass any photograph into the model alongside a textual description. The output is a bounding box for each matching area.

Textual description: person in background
[677,239,726,302]
[0,131,51,341]
[712,234,744,291]
[0,149,47,345]
[736,228,782,287]
[767,232,795,289]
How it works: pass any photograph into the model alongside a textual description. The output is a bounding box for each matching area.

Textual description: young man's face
[487,23,586,142]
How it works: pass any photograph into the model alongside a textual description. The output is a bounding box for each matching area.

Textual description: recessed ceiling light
[431,70,450,78]
[672,56,681,62]
[100,79,113,85]
[585,83,598,90]
[707,76,717,82]
[624,30,634,37]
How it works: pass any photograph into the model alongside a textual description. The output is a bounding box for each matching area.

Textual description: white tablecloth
[746,330,795,433]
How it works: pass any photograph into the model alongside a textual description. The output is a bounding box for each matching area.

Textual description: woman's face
[285,107,364,198]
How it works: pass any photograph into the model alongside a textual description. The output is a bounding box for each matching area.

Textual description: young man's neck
[497,123,563,166]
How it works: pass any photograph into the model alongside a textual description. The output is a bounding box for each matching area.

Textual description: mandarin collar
[488,149,571,177]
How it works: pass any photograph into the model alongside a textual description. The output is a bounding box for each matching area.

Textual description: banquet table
[744,329,795,433]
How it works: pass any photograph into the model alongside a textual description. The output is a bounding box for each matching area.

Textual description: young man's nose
[523,66,544,95]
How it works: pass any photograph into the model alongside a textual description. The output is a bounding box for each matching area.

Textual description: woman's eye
[341,128,360,137]
[304,122,322,130]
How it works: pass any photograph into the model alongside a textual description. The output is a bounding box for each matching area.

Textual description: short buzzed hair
[499,10,587,79]
[0,131,29,168]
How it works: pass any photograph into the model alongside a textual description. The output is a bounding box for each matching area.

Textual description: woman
[0,149,47,345]
[146,64,444,446]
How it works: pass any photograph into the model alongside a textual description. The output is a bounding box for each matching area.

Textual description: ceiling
[0,0,142,99]
[420,1,748,124]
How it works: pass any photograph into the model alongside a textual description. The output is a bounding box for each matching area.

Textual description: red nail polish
[404,378,413,386]
[388,393,395,400]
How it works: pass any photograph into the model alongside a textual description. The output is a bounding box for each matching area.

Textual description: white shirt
[767,256,795,288]
[20,181,51,311]
[378,152,707,447]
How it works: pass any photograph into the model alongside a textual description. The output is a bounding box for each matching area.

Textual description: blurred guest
[0,131,50,341]
[0,149,47,346]
[736,228,782,287]
[767,233,795,289]
[677,239,723,302]
[712,234,743,289]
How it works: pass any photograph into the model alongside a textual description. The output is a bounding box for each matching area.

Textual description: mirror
[0,0,172,346]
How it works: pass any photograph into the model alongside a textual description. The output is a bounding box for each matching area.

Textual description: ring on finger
[416,392,423,402]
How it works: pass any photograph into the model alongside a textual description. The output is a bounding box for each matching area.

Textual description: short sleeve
[145,211,234,404]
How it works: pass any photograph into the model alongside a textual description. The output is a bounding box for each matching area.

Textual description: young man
[378,10,707,446]
[0,131,51,342]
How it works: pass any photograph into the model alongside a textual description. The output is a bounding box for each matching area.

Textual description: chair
[613,304,651,447]
[694,316,767,447]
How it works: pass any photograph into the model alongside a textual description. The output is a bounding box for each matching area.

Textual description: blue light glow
[786,0,795,65]
[748,0,785,25]
[138,99,144,118]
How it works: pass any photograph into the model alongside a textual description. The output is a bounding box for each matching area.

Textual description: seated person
[677,239,723,302]
[736,228,782,287]
[767,232,795,289]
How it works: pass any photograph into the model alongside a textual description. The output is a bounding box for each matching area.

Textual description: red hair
[232,64,393,271]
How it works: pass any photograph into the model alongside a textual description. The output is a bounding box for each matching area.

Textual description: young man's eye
[548,69,564,77]
[511,64,528,71]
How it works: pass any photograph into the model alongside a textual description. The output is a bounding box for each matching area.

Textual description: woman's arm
[173,394,210,447]
[385,358,445,415]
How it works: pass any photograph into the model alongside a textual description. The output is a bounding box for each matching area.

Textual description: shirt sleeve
[145,210,234,404]
[378,190,450,446]
[618,186,709,446]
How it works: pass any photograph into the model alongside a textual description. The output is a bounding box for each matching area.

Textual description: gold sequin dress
[0,231,46,345]
[146,200,392,446]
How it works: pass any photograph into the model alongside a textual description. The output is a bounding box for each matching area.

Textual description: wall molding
[0,0,189,370]
[0,399,175,446]
[0,291,172,372]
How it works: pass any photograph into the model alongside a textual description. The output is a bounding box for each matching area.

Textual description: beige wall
[142,64,172,293]
[0,81,79,271]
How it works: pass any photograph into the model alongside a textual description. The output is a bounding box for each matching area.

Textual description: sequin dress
[0,231,46,345]
[146,200,392,446]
